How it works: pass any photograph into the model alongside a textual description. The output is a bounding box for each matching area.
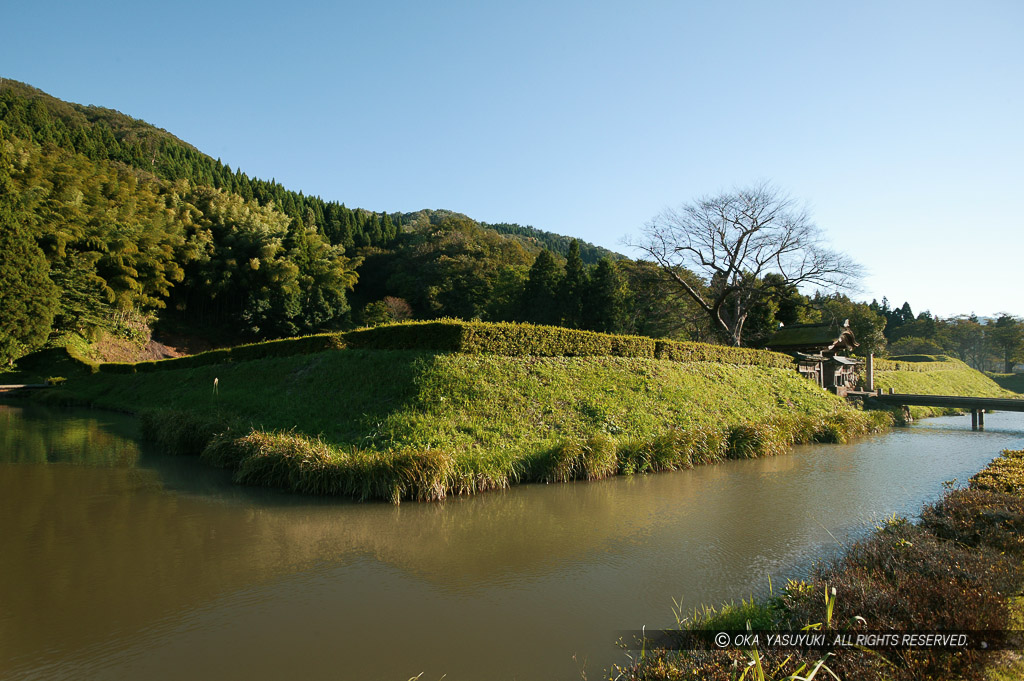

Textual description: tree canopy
[631,182,863,346]
[0,138,59,363]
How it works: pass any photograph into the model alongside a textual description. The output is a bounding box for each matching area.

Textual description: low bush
[794,522,1018,680]
[970,448,1024,494]
[920,487,1024,557]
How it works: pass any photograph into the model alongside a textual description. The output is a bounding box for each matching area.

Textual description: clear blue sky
[3,0,1021,317]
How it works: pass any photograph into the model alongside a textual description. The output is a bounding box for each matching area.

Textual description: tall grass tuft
[450,449,525,496]
[543,434,618,482]
[725,422,789,459]
[230,431,335,492]
[617,425,730,474]
[200,430,251,468]
[224,432,463,502]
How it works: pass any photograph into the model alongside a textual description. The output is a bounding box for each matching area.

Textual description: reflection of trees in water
[0,415,710,667]
[0,405,141,466]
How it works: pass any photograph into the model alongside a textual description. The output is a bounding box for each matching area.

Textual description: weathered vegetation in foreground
[613,448,1024,681]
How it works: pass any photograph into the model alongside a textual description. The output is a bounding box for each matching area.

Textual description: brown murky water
[2,403,1023,681]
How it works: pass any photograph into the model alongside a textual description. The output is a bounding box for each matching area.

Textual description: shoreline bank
[613,446,1024,680]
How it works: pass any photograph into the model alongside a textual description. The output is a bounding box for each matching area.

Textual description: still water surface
[2,404,1024,680]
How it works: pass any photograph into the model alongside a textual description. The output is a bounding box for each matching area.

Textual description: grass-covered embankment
[31,321,891,502]
[614,448,1024,680]
[874,355,1017,419]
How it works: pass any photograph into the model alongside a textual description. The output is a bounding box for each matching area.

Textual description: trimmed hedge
[343,321,464,352]
[96,334,344,374]
[654,338,794,368]
[345,320,793,367]
[874,356,965,372]
[887,353,956,363]
[230,334,345,361]
[92,321,798,374]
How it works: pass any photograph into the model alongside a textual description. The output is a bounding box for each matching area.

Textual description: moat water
[2,403,1023,680]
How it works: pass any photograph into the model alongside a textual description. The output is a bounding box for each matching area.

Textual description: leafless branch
[626,181,863,345]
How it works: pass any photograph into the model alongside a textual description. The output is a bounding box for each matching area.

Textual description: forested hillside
[0,79,682,363]
[13,77,998,368]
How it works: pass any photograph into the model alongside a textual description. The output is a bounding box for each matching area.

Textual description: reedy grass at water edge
[37,347,897,500]
[140,407,892,503]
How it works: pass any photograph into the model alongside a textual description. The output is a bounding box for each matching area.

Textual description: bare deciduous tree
[630,182,863,346]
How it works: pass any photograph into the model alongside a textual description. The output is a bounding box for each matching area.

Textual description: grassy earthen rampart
[873,355,1015,418]
[28,321,895,502]
[24,322,1014,503]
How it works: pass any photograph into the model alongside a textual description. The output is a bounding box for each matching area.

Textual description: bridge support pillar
[979,410,985,429]
[972,410,978,430]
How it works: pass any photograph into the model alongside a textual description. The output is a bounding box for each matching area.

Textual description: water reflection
[1,405,1023,680]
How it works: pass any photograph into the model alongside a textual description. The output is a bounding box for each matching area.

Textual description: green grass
[49,351,858,455]
[25,329,1003,503]
[37,348,887,501]
[874,358,1018,419]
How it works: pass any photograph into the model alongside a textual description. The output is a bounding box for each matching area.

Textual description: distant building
[765,320,862,394]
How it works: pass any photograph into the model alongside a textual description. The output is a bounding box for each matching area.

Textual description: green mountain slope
[1,78,705,366]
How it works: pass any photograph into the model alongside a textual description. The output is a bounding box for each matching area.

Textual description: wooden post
[972,410,979,430]
[866,352,874,393]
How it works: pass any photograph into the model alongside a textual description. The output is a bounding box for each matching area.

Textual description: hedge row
[97,334,345,374]
[874,356,965,372]
[94,321,800,374]
[345,321,796,367]
[654,337,794,368]
[887,354,956,363]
